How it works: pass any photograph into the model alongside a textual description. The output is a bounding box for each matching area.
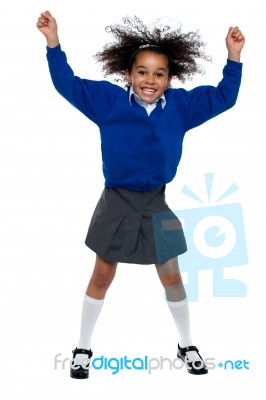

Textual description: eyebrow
[136,65,167,72]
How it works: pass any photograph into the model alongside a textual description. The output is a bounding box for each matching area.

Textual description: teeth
[142,88,155,93]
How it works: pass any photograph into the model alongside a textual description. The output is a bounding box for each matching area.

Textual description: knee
[158,273,187,301]
[92,269,113,289]
[91,257,117,289]
[159,272,183,288]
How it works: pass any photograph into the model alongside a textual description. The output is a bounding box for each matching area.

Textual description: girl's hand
[226,27,245,62]
[36,11,59,48]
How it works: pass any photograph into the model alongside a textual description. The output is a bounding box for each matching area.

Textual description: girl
[36,11,245,378]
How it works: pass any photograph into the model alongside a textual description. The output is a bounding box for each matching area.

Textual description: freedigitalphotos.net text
[54,354,249,375]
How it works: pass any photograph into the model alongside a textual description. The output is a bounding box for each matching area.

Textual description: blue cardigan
[46,45,242,192]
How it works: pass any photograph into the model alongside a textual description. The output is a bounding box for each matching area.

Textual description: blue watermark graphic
[54,353,250,374]
[153,173,249,301]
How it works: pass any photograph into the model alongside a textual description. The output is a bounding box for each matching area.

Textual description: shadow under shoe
[177,344,208,375]
[70,347,93,379]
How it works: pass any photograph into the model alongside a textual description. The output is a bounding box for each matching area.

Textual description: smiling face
[125,50,172,104]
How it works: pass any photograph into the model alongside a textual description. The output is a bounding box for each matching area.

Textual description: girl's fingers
[38,16,48,23]
[37,17,48,27]
[41,11,53,21]
[233,31,245,42]
[227,27,245,42]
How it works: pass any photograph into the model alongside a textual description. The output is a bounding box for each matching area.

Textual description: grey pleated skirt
[85,185,187,265]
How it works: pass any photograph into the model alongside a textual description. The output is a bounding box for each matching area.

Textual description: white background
[0,0,265,398]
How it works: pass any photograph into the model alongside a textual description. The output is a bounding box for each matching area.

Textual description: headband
[128,44,173,69]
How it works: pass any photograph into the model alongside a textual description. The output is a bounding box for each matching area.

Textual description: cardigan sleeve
[46,44,120,126]
[183,59,243,132]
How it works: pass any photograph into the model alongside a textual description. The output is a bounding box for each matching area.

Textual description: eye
[138,70,146,75]
[155,73,164,77]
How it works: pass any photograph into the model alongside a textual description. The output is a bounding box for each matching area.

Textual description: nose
[145,74,155,85]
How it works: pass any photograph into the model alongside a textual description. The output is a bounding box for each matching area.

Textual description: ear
[125,69,131,85]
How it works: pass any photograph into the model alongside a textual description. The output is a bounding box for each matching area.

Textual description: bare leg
[155,257,186,301]
[86,254,118,299]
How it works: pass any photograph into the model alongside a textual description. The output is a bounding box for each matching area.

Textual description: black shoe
[177,344,208,375]
[70,347,93,379]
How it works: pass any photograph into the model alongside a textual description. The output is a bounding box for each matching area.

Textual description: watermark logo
[54,353,250,374]
[153,173,248,301]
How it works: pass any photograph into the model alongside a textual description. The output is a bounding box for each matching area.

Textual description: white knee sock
[75,294,104,364]
[167,299,193,347]
[167,299,201,363]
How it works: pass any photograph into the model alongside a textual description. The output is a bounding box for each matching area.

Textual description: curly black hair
[94,16,212,83]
